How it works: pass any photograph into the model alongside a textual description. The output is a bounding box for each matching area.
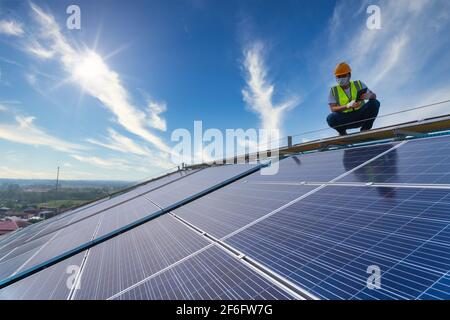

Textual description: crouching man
[327,62,380,136]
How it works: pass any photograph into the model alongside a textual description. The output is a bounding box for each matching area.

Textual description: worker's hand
[352,101,362,109]
[346,100,356,109]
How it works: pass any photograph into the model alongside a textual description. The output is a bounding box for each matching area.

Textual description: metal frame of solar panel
[0,133,450,300]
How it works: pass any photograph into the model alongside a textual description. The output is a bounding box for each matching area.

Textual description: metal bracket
[393,128,422,140]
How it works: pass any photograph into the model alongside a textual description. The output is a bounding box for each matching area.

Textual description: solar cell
[340,135,450,184]
[0,164,259,289]
[0,253,85,299]
[73,214,210,300]
[225,185,450,299]
[113,245,294,300]
[247,143,396,183]
[0,215,101,281]
[146,164,257,207]
[172,181,315,238]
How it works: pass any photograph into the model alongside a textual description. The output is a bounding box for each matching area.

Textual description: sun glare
[73,51,106,86]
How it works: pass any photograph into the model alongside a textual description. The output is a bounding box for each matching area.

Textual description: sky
[0,0,449,181]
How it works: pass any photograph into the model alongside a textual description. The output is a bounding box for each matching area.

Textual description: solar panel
[172,180,315,238]
[113,245,294,300]
[73,214,210,300]
[0,168,210,267]
[0,164,258,290]
[0,215,102,281]
[248,143,396,183]
[0,253,85,299]
[225,185,450,299]
[146,164,257,207]
[340,135,450,184]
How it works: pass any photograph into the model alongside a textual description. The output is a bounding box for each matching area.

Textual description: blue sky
[0,0,449,180]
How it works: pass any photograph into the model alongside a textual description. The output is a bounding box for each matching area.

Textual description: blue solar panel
[73,215,210,300]
[225,186,450,299]
[0,164,258,290]
[172,180,315,238]
[248,143,396,183]
[113,245,293,300]
[0,215,102,282]
[2,134,450,300]
[0,252,85,299]
[146,164,257,207]
[340,135,450,184]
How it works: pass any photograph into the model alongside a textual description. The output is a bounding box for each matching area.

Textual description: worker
[327,62,380,136]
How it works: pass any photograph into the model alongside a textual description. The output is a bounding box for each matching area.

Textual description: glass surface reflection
[343,145,398,198]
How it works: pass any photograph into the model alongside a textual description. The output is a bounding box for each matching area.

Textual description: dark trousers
[327,99,380,135]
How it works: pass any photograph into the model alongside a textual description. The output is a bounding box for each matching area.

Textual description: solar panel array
[0,134,450,300]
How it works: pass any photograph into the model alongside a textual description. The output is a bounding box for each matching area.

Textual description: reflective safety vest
[331,80,364,113]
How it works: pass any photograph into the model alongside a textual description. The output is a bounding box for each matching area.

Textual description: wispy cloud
[148,101,167,131]
[0,20,24,36]
[86,128,174,170]
[0,114,85,152]
[87,128,152,157]
[242,41,300,131]
[70,154,130,170]
[27,3,172,155]
[26,40,54,59]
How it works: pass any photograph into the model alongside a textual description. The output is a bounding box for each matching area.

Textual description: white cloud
[148,101,167,131]
[87,128,152,157]
[26,40,54,59]
[70,154,131,170]
[242,41,300,131]
[28,3,172,155]
[0,114,86,152]
[86,128,174,170]
[0,20,24,36]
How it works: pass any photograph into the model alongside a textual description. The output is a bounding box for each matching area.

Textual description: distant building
[23,207,38,215]
[15,220,31,229]
[39,210,57,219]
[0,207,11,219]
[0,220,19,236]
[8,211,35,220]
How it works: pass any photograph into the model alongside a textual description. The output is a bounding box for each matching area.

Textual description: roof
[0,220,18,232]
[0,130,450,300]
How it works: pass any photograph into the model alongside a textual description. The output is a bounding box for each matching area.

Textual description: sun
[73,50,107,87]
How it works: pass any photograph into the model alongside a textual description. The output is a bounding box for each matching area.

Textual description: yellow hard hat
[334,62,351,76]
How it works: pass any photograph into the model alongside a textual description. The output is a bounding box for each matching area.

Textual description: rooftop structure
[0,118,449,300]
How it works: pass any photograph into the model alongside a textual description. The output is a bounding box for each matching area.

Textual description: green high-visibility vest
[331,80,363,113]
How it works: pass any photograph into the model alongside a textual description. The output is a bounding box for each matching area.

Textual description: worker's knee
[327,112,340,127]
[367,99,380,112]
